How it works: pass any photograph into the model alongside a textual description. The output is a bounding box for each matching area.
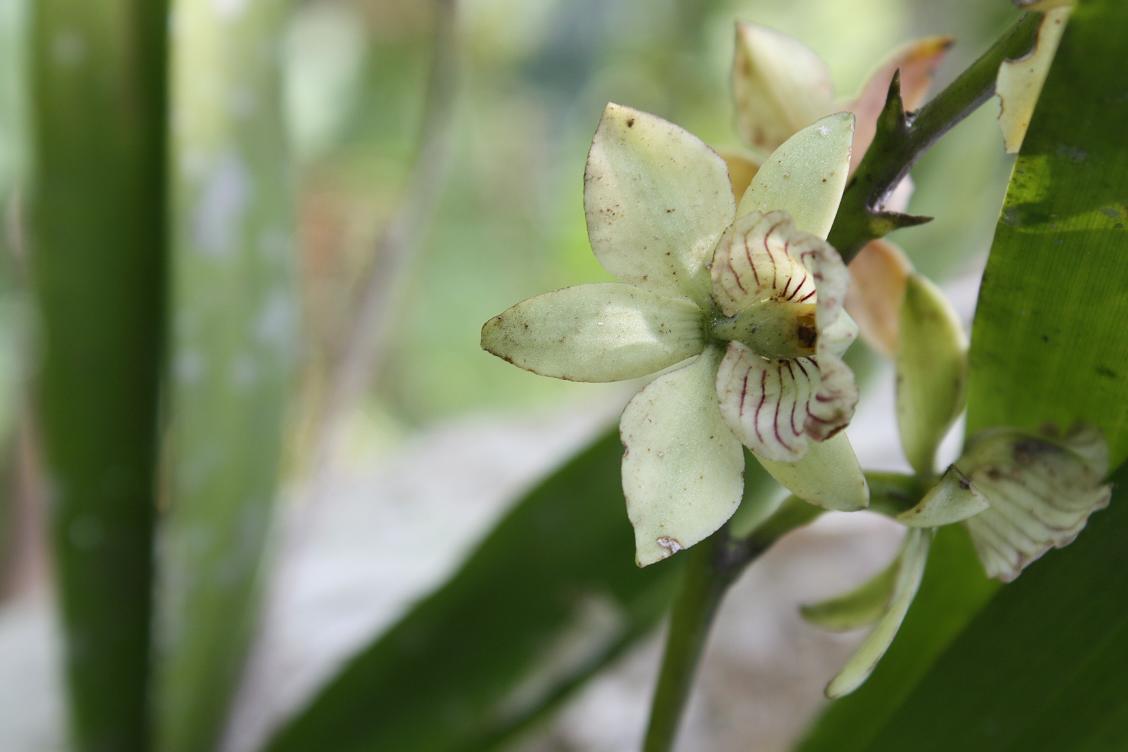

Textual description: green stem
[643,500,820,751]
[829,12,1043,260]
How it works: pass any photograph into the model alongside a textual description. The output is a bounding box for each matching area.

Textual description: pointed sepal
[801,554,899,631]
[825,528,932,698]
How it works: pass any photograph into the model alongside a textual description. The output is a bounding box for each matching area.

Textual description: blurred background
[0,0,1018,749]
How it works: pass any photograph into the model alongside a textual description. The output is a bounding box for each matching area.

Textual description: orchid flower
[899,425,1111,581]
[482,103,869,566]
[727,23,953,356]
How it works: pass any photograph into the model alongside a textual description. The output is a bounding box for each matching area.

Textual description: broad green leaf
[803,0,1127,746]
[736,113,853,239]
[968,0,1128,465]
[30,1,167,748]
[262,430,676,752]
[481,283,705,383]
[156,2,295,751]
[264,428,777,752]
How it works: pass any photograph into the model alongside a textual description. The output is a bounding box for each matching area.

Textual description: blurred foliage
[30,0,168,748]
[156,1,296,751]
[263,430,681,752]
[284,0,1014,438]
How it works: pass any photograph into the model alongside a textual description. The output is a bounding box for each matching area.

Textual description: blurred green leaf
[801,1,1127,748]
[156,2,295,751]
[30,1,167,749]
[263,428,681,752]
[0,0,28,591]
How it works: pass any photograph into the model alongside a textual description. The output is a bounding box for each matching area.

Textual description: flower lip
[710,210,859,462]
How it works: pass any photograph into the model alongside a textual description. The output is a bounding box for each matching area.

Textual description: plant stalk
[829,12,1043,260]
[643,500,820,751]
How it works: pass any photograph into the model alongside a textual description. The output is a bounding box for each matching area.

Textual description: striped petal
[715,343,815,462]
[958,426,1111,582]
[710,210,820,317]
[711,211,858,458]
[481,283,707,382]
[621,346,745,567]
[585,103,735,307]
[714,343,855,462]
[731,22,834,153]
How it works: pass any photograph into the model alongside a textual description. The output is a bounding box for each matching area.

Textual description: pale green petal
[736,113,854,239]
[754,432,868,511]
[997,7,1070,153]
[801,554,899,631]
[895,274,968,476]
[898,465,989,527]
[585,103,735,306]
[731,22,834,153]
[826,528,931,698]
[1057,424,1109,477]
[621,346,745,567]
[958,428,1111,582]
[481,283,705,382]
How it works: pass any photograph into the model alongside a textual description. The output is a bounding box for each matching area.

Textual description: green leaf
[262,429,681,752]
[156,2,295,751]
[29,1,167,749]
[967,0,1128,466]
[802,0,1127,746]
